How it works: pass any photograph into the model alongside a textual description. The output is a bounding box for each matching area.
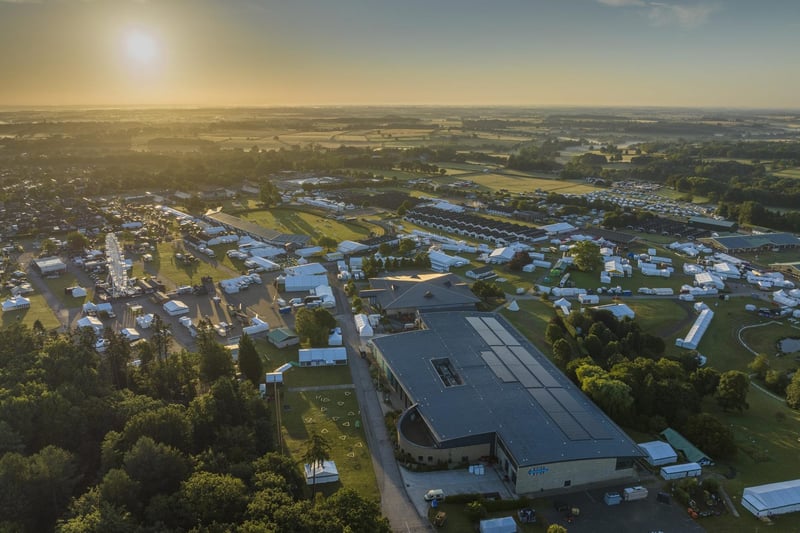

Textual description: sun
[124,30,158,65]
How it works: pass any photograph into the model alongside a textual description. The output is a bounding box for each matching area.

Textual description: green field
[467,173,600,195]
[280,387,378,499]
[772,168,800,179]
[42,273,92,307]
[240,208,371,244]
[142,242,231,289]
[1,293,61,331]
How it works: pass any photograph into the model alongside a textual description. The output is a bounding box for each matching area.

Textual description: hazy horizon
[2,0,799,109]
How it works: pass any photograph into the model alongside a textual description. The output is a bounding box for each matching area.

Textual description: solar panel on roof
[527,361,560,388]
[528,388,563,412]
[549,388,612,439]
[551,411,591,440]
[507,363,541,388]
[465,317,503,345]
[528,389,590,440]
[480,317,520,345]
[480,351,517,382]
[509,346,537,366]
[571,411,612,440]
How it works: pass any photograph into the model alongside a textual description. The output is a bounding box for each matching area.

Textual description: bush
[465,500,487,522]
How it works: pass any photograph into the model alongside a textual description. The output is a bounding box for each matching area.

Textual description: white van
[424,489,445,502]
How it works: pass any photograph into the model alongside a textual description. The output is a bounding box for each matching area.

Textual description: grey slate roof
[365,273,480,311]
[372,312,642,467]
[711,233,800,251]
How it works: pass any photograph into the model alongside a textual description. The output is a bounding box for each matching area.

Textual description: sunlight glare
[125,30,158,64]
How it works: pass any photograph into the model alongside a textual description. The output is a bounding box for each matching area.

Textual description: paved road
[333,282,432,533]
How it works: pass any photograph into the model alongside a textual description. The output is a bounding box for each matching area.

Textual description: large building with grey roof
[708,233,800,253]
[370,311,642,495]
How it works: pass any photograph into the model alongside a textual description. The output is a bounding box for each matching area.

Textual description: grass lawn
[143,242,227,289]
[280,388,378,499]
[1,293,61,331]
[701,393,800,533]
[253,338,299,371]
[42,273,92,308]
[467,173,600,195]
[500,299,556,355]
[628,299,693,337]
[739,322,800,373]
[241,208,371,243]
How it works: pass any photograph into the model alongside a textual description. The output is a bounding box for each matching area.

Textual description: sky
[0,0,798,108]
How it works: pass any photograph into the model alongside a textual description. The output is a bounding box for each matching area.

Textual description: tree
[786,372,800,409]
[122,436,190,502]
[716,370,750,412]
[571,240,602,272]
[302,432,331,500]
[317,236,337,250]
[320,488,391,533]
[682,413,737,459]
[398,238,416,254]
[65,231,90,253]
[179,471,248,527]
[0,445,79,531]
[259,178,280,207]
[238,333,263,386]
[197,328,235,384]
[294,308,336,347]
[149,314,171,362]
[507,251,533,271]
[765,370,790,395]
[545,323,564,345]
[552,338,573,368]
[748,354,770,380]
[690,367,720,397]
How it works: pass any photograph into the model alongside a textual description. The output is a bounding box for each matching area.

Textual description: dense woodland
[0,323,389,533]
[545,308,742,460]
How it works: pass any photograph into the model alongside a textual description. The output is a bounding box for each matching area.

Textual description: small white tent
[506,300,519,312]
[304,460,339,485]
[354,314,373,337]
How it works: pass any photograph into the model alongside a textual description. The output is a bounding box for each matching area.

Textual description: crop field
[281,387,378,499]
[467,173,600,195]
[1,293,61,331]
[241,208,371,243]
[773,168,800,179]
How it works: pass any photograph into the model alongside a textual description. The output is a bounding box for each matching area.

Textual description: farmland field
[467,173,600,195]
[773,168,800,179]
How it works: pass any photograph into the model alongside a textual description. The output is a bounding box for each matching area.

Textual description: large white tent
[638,441,678,466]
[163,300,190,316]
[2,295,31,312]
[742,479,800,518]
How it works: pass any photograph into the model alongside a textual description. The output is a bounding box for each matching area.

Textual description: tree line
[0,322,389,532]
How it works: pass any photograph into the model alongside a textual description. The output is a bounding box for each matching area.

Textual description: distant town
[2,107,800,532]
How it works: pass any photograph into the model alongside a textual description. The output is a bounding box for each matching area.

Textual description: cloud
[647,2,716,28]
[596,0,719,29]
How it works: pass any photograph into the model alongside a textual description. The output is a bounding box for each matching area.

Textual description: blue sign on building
[527,466,549,476]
